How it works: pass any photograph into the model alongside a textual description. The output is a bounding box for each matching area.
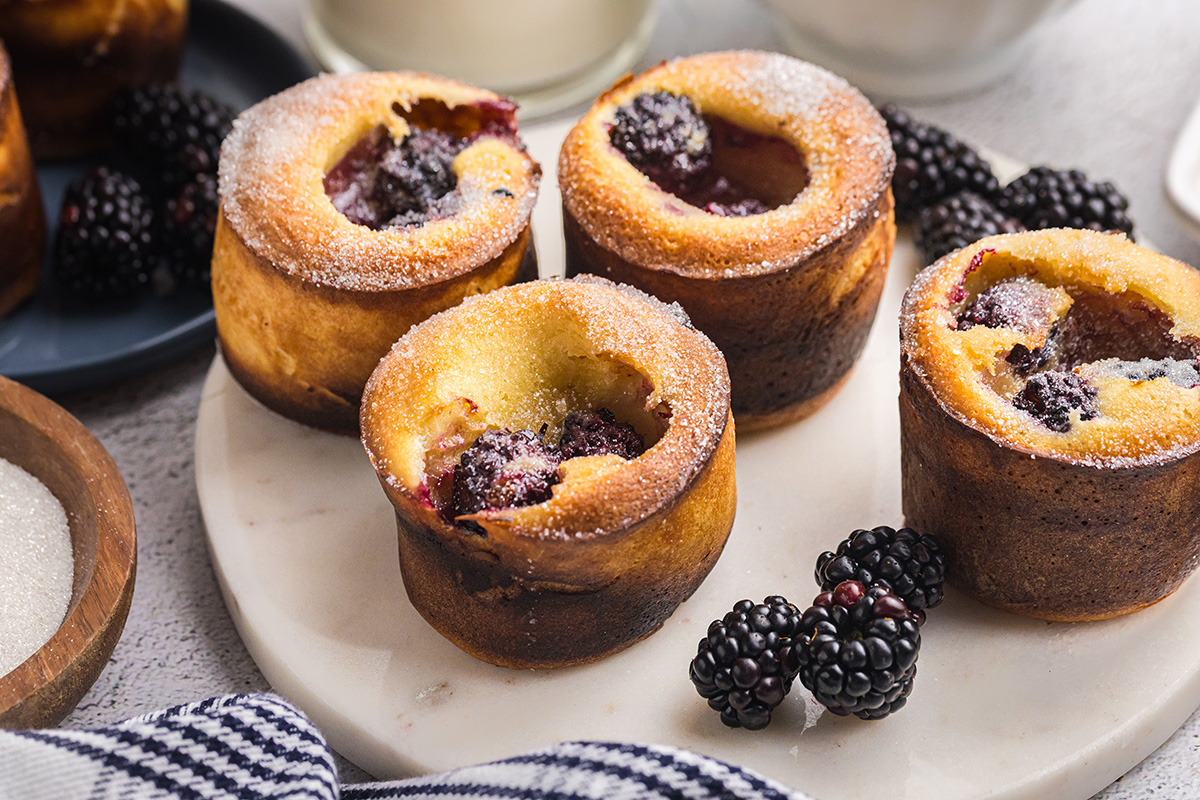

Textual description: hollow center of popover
[324,96,520,230]
[608,91,807,217]
[951,250,1200,434]
[409,317,672,531]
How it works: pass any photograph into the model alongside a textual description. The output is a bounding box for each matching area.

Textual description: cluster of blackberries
[52,84,235,303]
[689,525,947,729]
[878,104,1135,265]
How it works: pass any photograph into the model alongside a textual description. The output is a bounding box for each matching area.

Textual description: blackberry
[53,167,155,302]
[1100,357,1200,389]
[999,166,1134,238]
[109,83,235,191]
[689,596,803,730]
[610,91,713,189]
[795,581,921,720]
[915,191,1025,265]
[558,409,645,460]
[956,276,1061,333]
[451,429,561,530]
[703,196,770,218]
[376,128,466,227]
[815,526,947,621]
[157,172,219,289]
[878,104,1000,222]
[1005,339,1056,377]
[326,126,466,230]
[1012,370,1099,433]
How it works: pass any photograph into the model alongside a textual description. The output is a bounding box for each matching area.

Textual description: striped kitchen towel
[0,693,810,800]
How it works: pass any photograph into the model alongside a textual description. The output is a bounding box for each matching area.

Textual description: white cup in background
[759,0,1079,100]
[304,0,659,119]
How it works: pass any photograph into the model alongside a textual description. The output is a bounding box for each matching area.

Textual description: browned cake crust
[0,42,45,317]
[0,0,187,159]
[360,277,736,669]
[899,228,1200,621]
[559,50,896,430]
[213,72,541,433]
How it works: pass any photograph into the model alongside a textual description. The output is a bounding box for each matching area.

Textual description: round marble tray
[195,122,1200,800]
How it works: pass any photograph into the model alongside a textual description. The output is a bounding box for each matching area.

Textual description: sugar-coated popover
[0,0,187,158]
[0,41,44,317]
[361,276,736,669]
[900,228,1200,621]
[559,50,895,430]
[213,71,540,433]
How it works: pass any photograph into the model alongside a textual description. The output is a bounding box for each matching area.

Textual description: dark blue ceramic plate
[0,0,315,395]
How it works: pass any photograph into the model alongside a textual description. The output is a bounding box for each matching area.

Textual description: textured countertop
[48,0,1200,796]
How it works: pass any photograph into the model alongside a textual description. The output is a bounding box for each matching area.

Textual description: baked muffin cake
[900,228,1200,621]
[213,72,540,433]
[0,0,188,158]
[361,276,736,669]
[559,50,895,430]
[0,41,45,317]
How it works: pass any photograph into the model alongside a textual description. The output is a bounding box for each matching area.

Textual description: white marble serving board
[195,121,1200,800]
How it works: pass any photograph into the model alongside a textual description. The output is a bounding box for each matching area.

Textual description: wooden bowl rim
[0,375,136,724]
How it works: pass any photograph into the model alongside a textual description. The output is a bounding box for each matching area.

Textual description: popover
[360,276,736,669]
[559,50,895,430]
[0,0,187,158]
[0,41,44,318]
[900,228,1200,621]
[213,71,540,433]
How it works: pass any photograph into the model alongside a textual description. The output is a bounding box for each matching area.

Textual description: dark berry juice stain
[608,91,807,217]
[447,409,648,531]
[324,125,466,229]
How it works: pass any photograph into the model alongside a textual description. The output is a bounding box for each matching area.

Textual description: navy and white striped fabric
[0,694,809,800]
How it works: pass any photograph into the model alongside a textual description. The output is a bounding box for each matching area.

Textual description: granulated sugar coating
[901,229,1200,468]
[218,71,540,291]
[0,457,72,676]
[558,50,894,279]
[361,276,730,541]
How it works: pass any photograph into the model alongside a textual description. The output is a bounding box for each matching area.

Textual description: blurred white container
[304,0,658,118]
[760,0,1078,100]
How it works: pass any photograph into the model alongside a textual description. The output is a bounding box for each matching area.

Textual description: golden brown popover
[360,276,736,669]
[900,228,1200,621]
[0,0,187,158]
[559,50,895,430]
[0,41,44,317]
[213,72,540,433]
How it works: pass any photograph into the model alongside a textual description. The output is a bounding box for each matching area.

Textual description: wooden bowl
[0,375,136,728]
